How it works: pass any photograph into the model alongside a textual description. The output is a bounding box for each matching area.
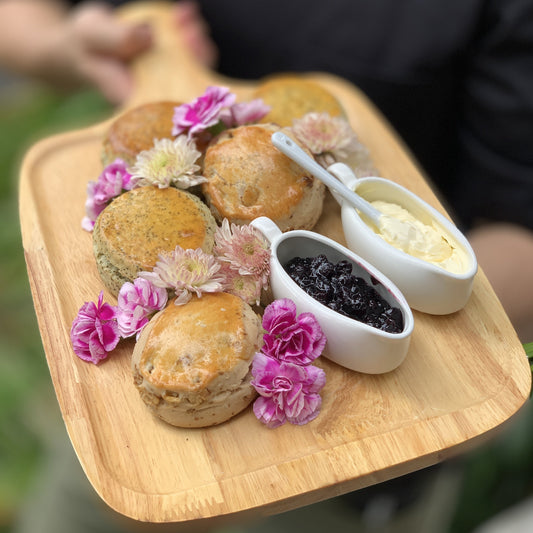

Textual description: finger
[71,3,153,60]
[173,1,218,67]
[182,27,219,67]
[79,55,134,105]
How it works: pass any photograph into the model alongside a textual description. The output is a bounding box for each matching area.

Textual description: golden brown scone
[201,123,325,231]
[93,186,217,295]
[101,101,180,166]
[132,292,262,428]
[252,75,345,127]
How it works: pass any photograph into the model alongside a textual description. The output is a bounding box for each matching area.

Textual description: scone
[252,75,345,127]
[201,123,325,231]
[93,186,217,295]
[132,292,262,428]
[101,101,180,166]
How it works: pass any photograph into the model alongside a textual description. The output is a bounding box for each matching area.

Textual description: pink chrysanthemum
[218,262,263,306]
[138,246,225,305]
[214,219,271,289]
[172,86,236,138]
[70,291,120,364]
[116,278,168,339]
[251,352,326,428]
[290,112,373,168]
[82,158,134,231]
[261,298,327,366]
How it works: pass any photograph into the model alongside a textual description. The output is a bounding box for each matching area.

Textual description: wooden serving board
[18,1,531,525]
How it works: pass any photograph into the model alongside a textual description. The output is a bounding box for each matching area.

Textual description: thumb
[71,3,153,60]
[173,1,218,68]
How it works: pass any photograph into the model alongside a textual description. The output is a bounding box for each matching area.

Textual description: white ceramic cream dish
[251,216,414,374]
[328,163,478,315]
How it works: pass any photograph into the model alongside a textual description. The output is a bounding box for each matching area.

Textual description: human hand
[173,1,218,69]
[0,0,221,104]
[47,2,154,104]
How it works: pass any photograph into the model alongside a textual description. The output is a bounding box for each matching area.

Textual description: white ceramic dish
[328,163,478,315]
[251,216,414,374]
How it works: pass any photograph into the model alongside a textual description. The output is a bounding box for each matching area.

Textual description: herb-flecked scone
[252,75,346,127]
[132,292,262,428]
[101,101,180,166]
[201,123,325,231]
[92,186,217,295]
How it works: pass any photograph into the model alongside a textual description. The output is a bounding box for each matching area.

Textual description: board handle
[116,1,228,108]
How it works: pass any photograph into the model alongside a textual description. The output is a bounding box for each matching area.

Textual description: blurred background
[1,70,533,533]
[0,72,112,532]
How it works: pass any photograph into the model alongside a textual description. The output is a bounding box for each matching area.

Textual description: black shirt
[73,0,533,231]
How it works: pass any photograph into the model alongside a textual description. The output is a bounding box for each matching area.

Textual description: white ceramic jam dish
[328,163,478,315]
[251,216,414,374]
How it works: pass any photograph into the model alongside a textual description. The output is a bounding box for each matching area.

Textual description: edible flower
[290,112,372,169]
[213,219,271,305]
[70,291,120,364]
[214,219,271,288]
[129,136,205,189]
[172,86,270,140]
[172,86,236,138]
[227,99,271,126]
[116,278,168,339]
[251,351,326,429]
[218,262,263,306]
[251,298,327,428]
[82,158,134,231]
[138,246,225,305]
[262,298,326,365]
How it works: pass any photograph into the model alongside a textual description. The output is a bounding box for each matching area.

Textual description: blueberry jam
[284,254,404,333]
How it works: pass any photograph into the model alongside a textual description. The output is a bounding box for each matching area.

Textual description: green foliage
[0,83,111,526]
[524,342,533,378]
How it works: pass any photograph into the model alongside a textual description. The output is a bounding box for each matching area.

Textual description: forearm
[468,223,533,343]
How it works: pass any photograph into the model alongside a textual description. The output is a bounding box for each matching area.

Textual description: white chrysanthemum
[130,136,206,189]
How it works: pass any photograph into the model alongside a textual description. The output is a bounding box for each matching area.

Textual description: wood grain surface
[18,1,531,525]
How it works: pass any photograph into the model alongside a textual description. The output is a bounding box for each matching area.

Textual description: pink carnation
[262,299,326,365]
[251,352,326,428]
[70,291,120,364]
[229,99,271,126]
[82,158,134,231]
[116,278,168,339]
[172,86,236,138]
